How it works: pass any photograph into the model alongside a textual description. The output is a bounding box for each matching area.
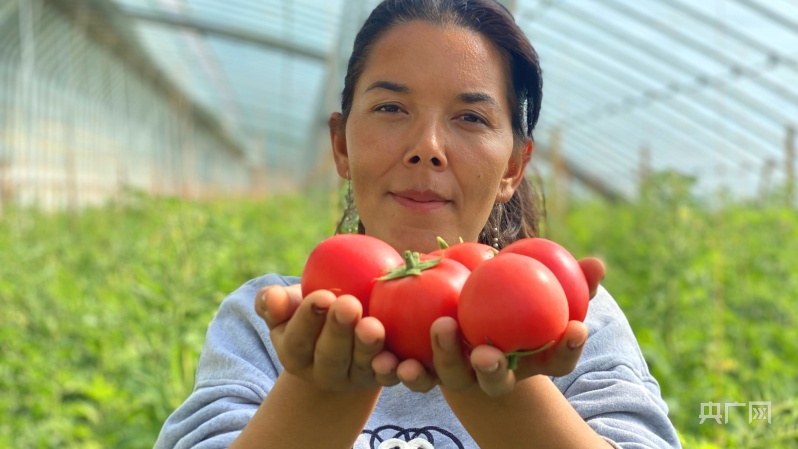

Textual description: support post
[549,127,567,223]
[638,144,651,197]
[786,125,795,206]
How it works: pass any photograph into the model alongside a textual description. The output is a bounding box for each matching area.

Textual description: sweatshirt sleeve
[552,286,682,449]
[153,274,296,449]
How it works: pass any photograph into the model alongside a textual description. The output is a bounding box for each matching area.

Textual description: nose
[403,119,448,170]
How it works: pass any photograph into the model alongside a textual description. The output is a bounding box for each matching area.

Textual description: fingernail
[403,371,424,384]
[359,332,378,346]
[476,362,499,373]
[436,332,458,351]
[375,367,394,376]
[568,339,586,350]
[335,310,355,325]
[258,287,272,304]
[312,304,328,316]
[371,365,396,376]
[258,290,273,322]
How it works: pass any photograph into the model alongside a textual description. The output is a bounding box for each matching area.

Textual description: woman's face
[332,20,529,253]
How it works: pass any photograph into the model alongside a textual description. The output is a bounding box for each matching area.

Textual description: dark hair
[336,0,545,247]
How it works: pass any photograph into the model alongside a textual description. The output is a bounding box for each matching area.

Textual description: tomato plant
[500,237,590,322]
[301,234,403,316]
[370,251,471,368]
[425,237,497,271]
[458,253,569,368]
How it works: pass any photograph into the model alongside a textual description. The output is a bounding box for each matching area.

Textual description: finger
[470,345,516,397]
[313,295,361,385]
[562,320,589,351]
[256,285,301,330]
[372,351,401,387]
[578,257,606,299]
[397,359,438,393]
[431,317,475,391]
[284,283,304,300]
[351,316,386,386]
[277,290,336,372]
[520,321,589,378]
[549,320,589,376]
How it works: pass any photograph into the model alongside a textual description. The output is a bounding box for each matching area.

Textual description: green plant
[1,173,795,448]
[550,172,798,448]
[0,193,333,448]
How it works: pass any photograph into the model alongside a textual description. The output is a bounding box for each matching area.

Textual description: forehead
[358,20,510,99]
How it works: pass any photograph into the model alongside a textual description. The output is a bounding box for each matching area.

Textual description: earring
[493,205,503,249]
[345,170,354,210]
[337,169,359,234]
[492,192,505,249]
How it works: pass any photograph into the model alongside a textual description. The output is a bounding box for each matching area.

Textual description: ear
[497,139,533,202]
[329,112,349,179]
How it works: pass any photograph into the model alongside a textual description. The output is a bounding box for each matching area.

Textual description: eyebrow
[364,81,499,107]
[364,80,410,94]
[458,92,500,107]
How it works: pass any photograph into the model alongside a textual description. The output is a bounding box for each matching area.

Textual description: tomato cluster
[301,234,589,368]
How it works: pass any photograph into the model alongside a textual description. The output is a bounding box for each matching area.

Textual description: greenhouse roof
[108,0,798,200]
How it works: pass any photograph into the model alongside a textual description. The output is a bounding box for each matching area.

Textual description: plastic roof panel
[519,0,798,198]
[112,0,342,181]
[108,0,797,200]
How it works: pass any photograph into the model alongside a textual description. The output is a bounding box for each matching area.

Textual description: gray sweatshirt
[154,274,682,449]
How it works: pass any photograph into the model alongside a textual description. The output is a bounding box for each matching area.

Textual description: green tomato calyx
[379,250,442,280]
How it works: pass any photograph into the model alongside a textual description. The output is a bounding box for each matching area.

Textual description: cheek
[458,143,512,194]
[347,134,393,212]
[347,126,397,173]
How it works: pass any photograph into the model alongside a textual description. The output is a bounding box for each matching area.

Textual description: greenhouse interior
[1,0,796,448]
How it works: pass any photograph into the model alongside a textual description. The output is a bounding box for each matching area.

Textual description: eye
[460,113,488,125]
[375,104,401,113]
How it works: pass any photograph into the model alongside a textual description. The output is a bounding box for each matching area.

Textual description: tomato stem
[505,341,555,370]
[436,236,450,249]
[378,250,442,280]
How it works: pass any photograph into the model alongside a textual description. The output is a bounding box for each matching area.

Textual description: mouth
[390,189,451,212]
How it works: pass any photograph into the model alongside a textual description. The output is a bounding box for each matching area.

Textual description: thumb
[255,285,302,329]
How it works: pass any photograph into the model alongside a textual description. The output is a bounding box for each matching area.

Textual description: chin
[379,228,443,254]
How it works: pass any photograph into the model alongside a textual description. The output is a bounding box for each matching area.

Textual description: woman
[155,1,681,448]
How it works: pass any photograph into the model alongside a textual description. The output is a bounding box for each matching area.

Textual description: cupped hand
[254,285,399,392]
[372,256,606,397]
[377,318,587,397]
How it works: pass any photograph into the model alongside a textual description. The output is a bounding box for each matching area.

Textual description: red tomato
[301,234,403,316]
[370,252,470,368]
[426,241,497,271]
[500,238,590,322]
[458,254,568,355]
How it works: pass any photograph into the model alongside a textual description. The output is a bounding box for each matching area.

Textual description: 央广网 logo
[699,401,771,424]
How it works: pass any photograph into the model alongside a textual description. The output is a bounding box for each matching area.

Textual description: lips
[391,189,450,212]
